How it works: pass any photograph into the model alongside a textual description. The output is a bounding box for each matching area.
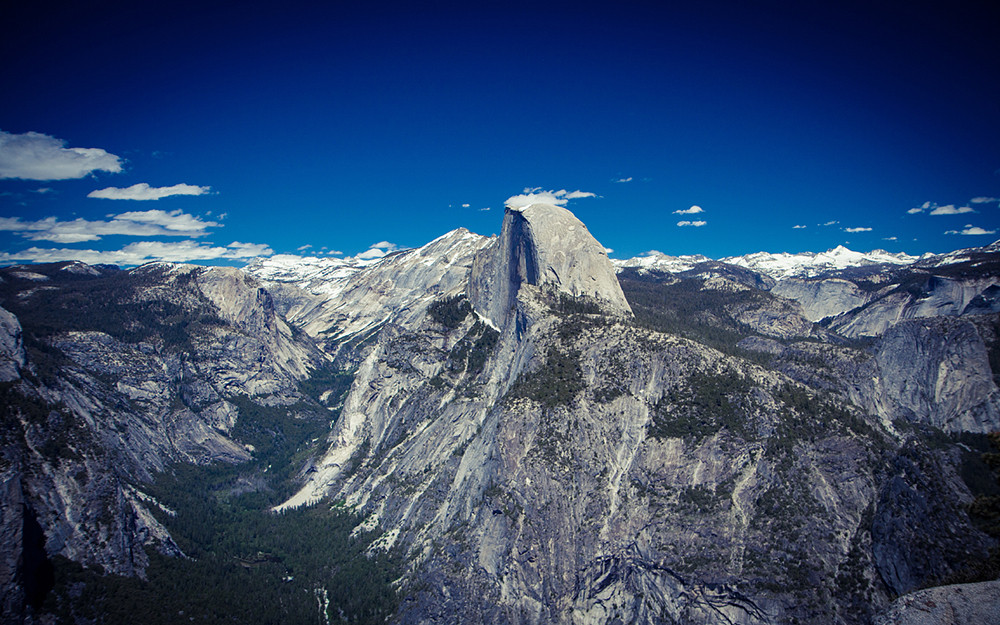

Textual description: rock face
[4,210,1000,624]
[469,204,631,328]
[862,317,1000,432]
[874,580,1000,625]
[248,228,489,358]
[0,261,331,621]
[770,277,871,322]
[275,206,998,625]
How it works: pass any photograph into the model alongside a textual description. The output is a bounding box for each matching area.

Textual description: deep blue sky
[1,0,998,266]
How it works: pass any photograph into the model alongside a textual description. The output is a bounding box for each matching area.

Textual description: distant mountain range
[3,206,1000,624]
[249,238,1000,285]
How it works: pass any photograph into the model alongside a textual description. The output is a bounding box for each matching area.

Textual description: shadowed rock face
[469,204,631,329]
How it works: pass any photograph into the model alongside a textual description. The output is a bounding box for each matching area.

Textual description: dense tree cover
[1,266,405,625]
[1,264,217,343]
[647,369,755,441]
[427,294,471,330]
[41,391,401,624]
[617,271,772,361]
[509,345,584,408]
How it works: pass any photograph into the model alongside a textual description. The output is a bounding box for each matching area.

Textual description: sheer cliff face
[278,205,997,624]
[4,207,1000,624]
[469,204,631,329]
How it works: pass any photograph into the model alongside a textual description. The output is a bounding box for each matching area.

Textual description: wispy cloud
[614,176,632,183]
[673,205,704,215]
[0,240,272,266]
[930,204,974,215]
[844,227,872,233]
[88,182,211,200]
[505,188,597,210]
[0,130,123,180]
[0,209,220,243]
[792,224,807,229]
[883,236,898,241]
[971,197,999,204]
[677,220,707,227]
[909,201,976,215]
[945,224,997,235]
[819,220,839,226]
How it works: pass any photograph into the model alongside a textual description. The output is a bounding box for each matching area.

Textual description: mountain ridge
[2,206,1000,624]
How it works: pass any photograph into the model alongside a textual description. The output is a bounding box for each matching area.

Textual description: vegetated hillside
[0,262,400,624]
[4,210,1000,625]
[272,206,1000,625]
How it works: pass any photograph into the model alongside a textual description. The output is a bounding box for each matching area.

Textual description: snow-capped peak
[720,246,919,279]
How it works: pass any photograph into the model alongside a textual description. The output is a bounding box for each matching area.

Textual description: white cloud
[462,203,470,208]
[297,244,312,252]
[929,204,974,215]
[883,236,898,241]
[0,209,220,242]
[673,205,704,215]
[945,225,997,235]
[504,188,597,210]
[87,182,211,200]
[479,207,491,211]
[792,224,807,229]
[355,241,400,260]
[604,247,614,255]
[614,177,633,183]
[844,227,872,233]
[971,197,999,204]
[819,220,840,226]
[677,220,707,227]
[909,201,976,215]
[0,240,273,266]
[0,130,123,180]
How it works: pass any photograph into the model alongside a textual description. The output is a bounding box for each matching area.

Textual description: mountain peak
[469,204,631,327]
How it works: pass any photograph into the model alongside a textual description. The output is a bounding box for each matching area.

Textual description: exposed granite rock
[875,580,1000,625]
[771,277,871,322]
[0,306,24,382]
[861,317,1000,432]
[469,204,631,329]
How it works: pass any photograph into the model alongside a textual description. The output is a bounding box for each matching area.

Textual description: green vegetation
[0,264,225,352]
[29,350,402,624]
[509,345,584,408]
[647,369,755,441]
[549,292,604,316]
[448,321,500,377]
[617,270,773,362]
[427,294,471,330]
[43,493,399,625]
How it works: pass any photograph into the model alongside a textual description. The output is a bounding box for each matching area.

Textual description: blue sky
[1,0,998,266]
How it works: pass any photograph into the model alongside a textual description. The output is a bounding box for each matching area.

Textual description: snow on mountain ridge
[720,245,920,279]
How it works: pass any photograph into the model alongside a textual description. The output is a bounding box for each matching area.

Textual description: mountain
[720,245,921,280]
[2,208,1000,624]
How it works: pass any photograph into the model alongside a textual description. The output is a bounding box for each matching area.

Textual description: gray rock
[875,580,1000,625]
[469,204,631,329]
[0,306,24,382]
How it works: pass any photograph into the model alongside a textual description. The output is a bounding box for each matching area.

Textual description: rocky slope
[2,208,999,624]
[271,205,1000,624]
[0,262,332,622]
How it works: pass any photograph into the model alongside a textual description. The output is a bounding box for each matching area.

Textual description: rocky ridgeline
[1,205,999,623]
